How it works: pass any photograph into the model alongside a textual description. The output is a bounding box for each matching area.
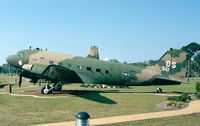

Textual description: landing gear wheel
[156,88,162,93]
[41,85,52,94]
[53,83,62,92]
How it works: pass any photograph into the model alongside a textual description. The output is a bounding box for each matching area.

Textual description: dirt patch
[157,102,188,111]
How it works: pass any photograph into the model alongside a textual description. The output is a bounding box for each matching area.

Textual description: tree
[195,53,200,65]
[129,61,149,68]
[0,66,2,73]
[194,53,200,74]
[181,42,200,77]
[1,64,17,74]
[181,42,200,58]
[148,60,158,66]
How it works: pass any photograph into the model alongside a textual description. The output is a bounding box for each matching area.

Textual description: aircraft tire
[156,88,163,93]
[41,85,52,94]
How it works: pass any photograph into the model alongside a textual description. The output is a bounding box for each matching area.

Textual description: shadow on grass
[64,90,117,105]
[166,91,194,95]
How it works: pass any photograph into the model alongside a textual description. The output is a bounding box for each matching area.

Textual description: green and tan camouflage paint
[7,48,188,86]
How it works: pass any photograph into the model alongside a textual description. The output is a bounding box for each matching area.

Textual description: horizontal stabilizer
[152,77,184,85]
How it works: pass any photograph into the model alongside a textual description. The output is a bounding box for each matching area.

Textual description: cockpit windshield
[16,51,25,57]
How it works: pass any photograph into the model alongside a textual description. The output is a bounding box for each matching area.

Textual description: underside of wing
[42,65,83,83]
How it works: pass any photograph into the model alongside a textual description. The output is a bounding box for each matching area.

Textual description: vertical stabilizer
[154,48,188,79]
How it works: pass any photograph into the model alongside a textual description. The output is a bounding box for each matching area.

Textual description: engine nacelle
[22,64,48,74]
[22,64,33,71]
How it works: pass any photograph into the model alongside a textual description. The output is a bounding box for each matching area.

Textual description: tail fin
[155,48,188,79]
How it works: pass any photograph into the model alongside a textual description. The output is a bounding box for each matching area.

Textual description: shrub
[178,93,191,102]
[167,93,191,102]
[195,81,200,99]
[196,81,200,92]
[90,85,95,88]
[167,101,177,107]
[196,92,200,99]
[80,84,86,87]
[167,96,179,101]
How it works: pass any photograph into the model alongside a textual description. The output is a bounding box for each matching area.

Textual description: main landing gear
[41,82,63,94]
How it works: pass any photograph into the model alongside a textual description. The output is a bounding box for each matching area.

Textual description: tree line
[0,64,17,74]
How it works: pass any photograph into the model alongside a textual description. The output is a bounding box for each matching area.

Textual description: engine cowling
[22,64,48,74]
[22,64,33,71]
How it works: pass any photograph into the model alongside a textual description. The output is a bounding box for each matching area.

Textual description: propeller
[18,73,22,87]
[17,69,23,87]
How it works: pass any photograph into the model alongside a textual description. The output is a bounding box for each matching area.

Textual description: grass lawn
[102,113,200,126]
[0,75,199,126]
[0,94,166,126]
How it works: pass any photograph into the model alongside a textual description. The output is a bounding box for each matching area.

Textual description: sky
[0,0,200,65]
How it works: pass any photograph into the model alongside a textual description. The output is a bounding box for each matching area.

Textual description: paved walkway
[33,100,200,126]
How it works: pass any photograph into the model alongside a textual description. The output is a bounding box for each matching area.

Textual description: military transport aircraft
[6,47,188,94]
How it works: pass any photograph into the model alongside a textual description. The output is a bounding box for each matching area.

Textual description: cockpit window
[17,52,25,57]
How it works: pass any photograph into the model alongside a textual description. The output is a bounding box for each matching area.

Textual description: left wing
[42,65,83,83]
[22,64,83,83]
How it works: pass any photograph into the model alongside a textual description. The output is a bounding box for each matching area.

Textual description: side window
[17,52,25,57]
[33,58,37,61]
[58,62,63,66]
[96,68,101,73]
[40,57,45,60]
[77,65,82,69]
[87,67,92,71]
[68,64,72,68]
[49,60,54,65]
[19,53,24,57]
[105,70,109,74]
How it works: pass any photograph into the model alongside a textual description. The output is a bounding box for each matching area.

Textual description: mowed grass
[0,75,199,126]
[0,94,166,126]
[102,113,200,126]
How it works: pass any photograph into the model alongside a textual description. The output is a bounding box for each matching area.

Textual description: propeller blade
[19,74,22,87]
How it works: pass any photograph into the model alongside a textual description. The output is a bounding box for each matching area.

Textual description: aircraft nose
[6,55,15,64]
[6,55,22,67]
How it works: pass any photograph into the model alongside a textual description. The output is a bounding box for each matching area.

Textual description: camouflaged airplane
[6,47,188,94]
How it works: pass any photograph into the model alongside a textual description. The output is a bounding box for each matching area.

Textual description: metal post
[75,111,90,126]
[9,85,12,93]
[3,84,12,94]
